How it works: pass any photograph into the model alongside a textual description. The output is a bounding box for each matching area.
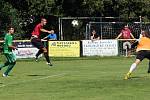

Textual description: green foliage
[27,0,55,16]
[1,0,150,39]
[1,0,150,19]
[79,0,104,16]
[0,0,24,39]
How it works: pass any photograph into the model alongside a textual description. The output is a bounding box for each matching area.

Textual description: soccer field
[0,57,150,100]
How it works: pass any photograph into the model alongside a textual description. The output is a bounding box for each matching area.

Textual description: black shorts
[31,38,44,49]
[136,50,150,61]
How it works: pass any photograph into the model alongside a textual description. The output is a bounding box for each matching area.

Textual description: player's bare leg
[124,59,141,79]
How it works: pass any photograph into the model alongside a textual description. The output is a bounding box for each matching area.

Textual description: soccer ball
[72,20,79,27]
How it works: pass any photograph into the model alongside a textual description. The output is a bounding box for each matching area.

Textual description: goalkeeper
[125,30,150,79]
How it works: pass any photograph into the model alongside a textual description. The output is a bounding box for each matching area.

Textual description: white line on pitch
[0,73,66,88]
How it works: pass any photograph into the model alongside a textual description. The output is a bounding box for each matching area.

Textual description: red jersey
[121,28,131,39]
[31,23,43,38]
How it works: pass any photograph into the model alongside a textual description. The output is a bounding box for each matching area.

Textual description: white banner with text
[82,40,118,56]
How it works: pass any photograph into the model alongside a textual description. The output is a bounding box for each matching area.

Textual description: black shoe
[148,70,150,73]
[47,63,53,66]
[35,57,38,62]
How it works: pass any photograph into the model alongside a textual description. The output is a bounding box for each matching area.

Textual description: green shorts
[4,53,16,63]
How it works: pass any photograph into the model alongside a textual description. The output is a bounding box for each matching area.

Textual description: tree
[26,0,55,16]
[62,0,103,16]
[0,0,23,39]
[1,0,150,40]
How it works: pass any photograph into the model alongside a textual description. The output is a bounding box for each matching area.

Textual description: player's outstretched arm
[40,29,52,34]
[42,36,48,40]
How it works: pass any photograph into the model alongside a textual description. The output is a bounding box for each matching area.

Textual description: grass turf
[0,57,150,100]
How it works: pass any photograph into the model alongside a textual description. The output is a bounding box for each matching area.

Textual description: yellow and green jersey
[3,33,13,54]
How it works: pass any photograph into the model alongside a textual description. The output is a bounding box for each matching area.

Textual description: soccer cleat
[35,58,38,62]
[47,62,53,66]
[35,57,38,62]
[2,73,8,77]
[124,72,131,80]
[148,70,150,73]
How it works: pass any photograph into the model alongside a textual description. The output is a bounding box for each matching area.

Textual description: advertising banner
[48,41,80,57]
[13,42,39,58]
[82,40,118,56]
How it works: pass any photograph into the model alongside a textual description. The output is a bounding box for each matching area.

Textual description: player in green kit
[0,26,17,77]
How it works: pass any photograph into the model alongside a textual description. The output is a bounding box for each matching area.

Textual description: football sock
[44,52,50,63]
[129,63,137,73]
[0,62,9,69]
[36,49,43,58]
[4,62,16,76]
[148,61,150,73]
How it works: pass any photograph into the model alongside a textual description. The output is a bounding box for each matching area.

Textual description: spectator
[116,25,135,57]
[116,25,135,39]
[90,30,100,40]
[43,30,57,40]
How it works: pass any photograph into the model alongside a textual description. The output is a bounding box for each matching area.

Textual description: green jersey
[3,33,13,54]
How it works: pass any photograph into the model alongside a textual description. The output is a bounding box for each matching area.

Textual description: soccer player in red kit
[31,18,52,66]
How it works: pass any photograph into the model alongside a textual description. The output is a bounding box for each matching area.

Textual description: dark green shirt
[3,33,13,54]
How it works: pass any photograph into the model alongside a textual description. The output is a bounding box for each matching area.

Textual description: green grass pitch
[0,57,150,100]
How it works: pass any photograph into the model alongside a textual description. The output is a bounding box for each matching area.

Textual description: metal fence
[59,17,143,40]
[87,22,150,39]
[87,22,140,39]
[118,39,137,57]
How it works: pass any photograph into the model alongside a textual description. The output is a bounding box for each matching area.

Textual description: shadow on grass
[27,74,46,77]
[131,76,149,79]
